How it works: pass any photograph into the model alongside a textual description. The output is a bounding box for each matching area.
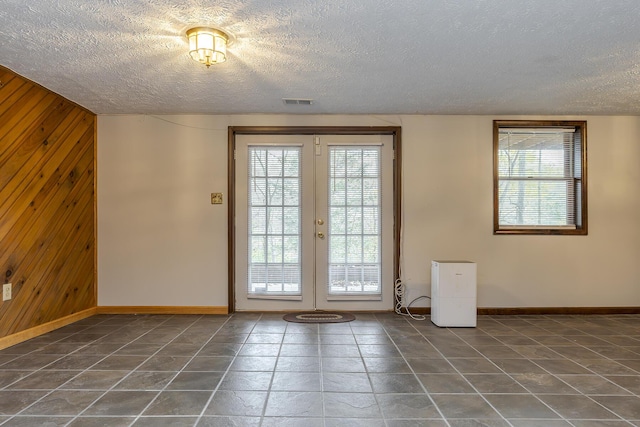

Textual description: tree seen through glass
[248,148,301,294]
[498,131,572,226]
[328,147,381,294]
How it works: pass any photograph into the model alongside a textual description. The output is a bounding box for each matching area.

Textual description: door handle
[317,232,325,239]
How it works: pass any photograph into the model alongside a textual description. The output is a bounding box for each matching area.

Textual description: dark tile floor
[0,312,639,426]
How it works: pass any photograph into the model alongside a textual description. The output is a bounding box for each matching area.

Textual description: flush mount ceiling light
[186,27,229,67]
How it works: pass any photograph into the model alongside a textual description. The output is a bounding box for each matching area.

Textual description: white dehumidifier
[431,260,477,327]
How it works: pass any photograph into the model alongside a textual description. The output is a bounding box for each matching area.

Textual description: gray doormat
[282,311,356,323]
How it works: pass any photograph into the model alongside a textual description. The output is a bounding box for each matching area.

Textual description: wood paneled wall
[0,66,96,338]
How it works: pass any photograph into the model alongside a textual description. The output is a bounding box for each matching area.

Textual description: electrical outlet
[2,283,11,301]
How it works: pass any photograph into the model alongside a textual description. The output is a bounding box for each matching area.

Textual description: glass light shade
[186,27,228,67]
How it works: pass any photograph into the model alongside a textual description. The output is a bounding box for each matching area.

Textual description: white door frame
[228,126,402,312]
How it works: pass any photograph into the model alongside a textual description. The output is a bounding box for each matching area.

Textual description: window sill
[494,227,587,235]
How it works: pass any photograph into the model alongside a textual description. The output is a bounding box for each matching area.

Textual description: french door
[234,134,394,311]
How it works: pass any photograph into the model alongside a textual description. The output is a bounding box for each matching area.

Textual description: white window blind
[327,146,381,295]
[497,127,582,228]
[247,147,302,297]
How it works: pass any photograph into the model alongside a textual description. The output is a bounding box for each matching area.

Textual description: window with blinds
[327,146,382,296]
[494,121,587,235]
[247,147,302,296]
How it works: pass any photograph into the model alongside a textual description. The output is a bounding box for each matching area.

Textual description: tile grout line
[1,313,639,426]
[194,312,259,426]
[403,315,518,427]
[129,314,236,425]
[256,312,280,426]
[478,314,638,424]
[63,314,218,425]
[373,313,453,427]
[68,314,204,425]
[515,315,639,423]
[2,314,148,425]
[453,317,574,421]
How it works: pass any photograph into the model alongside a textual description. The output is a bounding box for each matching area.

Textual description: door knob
[317,219,324,225]
[317,232,325,239]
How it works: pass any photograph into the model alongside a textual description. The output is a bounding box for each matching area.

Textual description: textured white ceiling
[1,0,639,115]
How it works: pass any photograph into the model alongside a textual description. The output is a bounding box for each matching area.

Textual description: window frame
[493,120,588,235]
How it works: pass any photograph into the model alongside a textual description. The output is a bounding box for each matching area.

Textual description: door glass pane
[248,147,302,296]
[327,146,381,295]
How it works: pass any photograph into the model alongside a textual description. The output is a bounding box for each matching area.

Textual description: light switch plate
[211,193,223,204]
[2,283,11,301]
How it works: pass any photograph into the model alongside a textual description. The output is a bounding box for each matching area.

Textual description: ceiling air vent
[283,98,313,105]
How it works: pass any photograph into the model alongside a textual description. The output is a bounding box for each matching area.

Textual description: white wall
[97,114,640,308]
